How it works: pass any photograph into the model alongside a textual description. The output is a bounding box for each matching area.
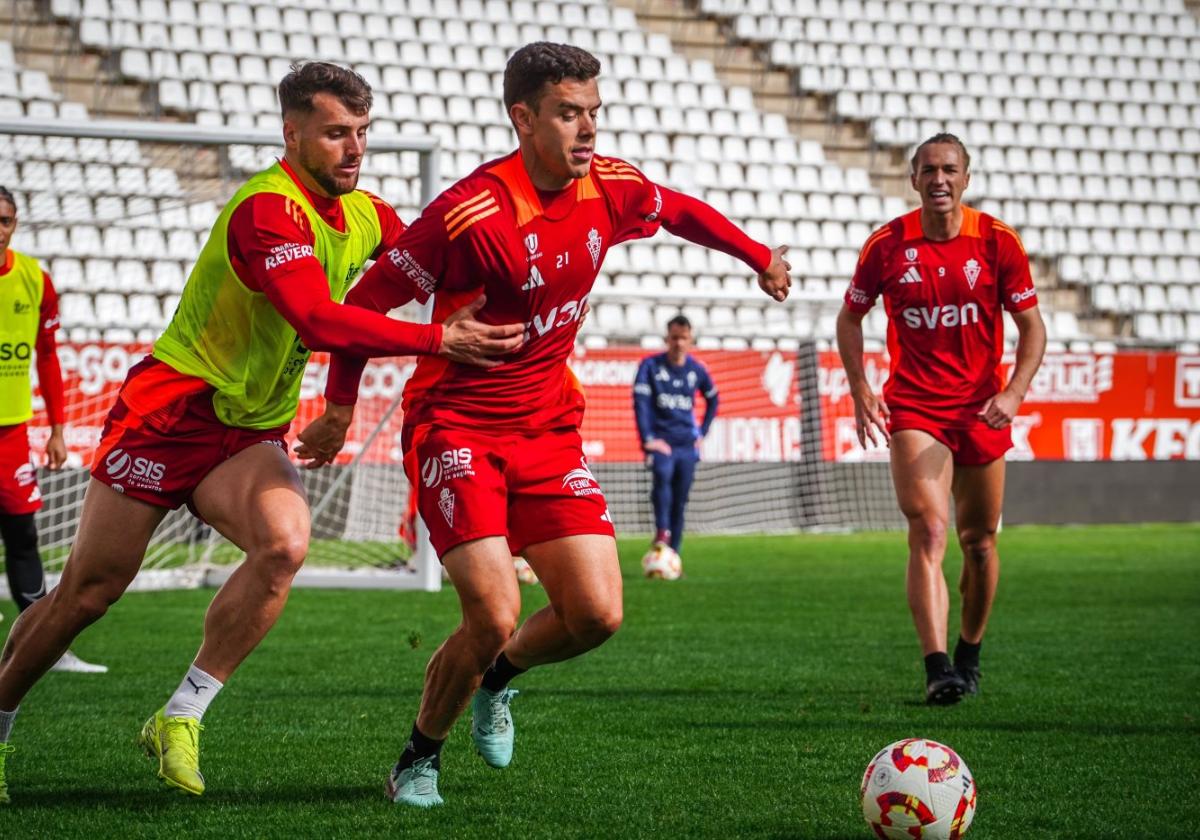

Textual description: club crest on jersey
[438,487,455,527]
[587,228,602,269]
[963,259,981,290]
[905,247,919,263]
[525,233,540,261]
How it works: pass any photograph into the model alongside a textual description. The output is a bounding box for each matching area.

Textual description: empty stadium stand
[1,0,1198,348]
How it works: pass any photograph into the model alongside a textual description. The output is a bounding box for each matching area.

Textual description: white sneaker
[50,650,108,674]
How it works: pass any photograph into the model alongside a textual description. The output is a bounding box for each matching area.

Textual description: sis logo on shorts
[422,448,474,488]
[105,448,167,490]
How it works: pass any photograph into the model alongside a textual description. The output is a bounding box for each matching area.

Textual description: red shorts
[91,358,290,510]
[0,423,41,515]
[889,408,1012,467]
[405,424,614,558]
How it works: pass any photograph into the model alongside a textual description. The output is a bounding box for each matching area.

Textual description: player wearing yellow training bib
[0,62,524,805]
[0,186,107,683]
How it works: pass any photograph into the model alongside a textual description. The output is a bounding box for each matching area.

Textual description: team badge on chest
[963,259,981,290]
[586,228,602,269]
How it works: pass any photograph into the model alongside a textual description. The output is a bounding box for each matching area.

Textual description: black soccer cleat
[956,664,981,696]
[925,670,968,706]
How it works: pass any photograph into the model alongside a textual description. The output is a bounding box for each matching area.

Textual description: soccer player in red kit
[836,134,1046,705]
[0,62,523,804]
[311,42,791,806]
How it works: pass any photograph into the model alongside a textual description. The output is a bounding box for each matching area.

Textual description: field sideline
[1,524,1196,838]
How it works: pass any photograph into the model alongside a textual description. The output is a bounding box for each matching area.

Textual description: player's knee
[907,515,949,557]
[958,529,996,564]
[254,535,310,583]
[566,604,623,648]
[59,580,122,626]
[466,611,518,662]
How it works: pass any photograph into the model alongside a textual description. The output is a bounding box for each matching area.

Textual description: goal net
[575,338,902,543]
[0,118,443,591]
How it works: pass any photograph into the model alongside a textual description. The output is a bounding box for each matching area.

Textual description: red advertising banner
[24,344,1200,467]
[572,347,801,463]
[818,350,1200,462]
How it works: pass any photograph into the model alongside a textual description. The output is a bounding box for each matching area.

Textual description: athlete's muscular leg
[504,534,623,669]
[951,458,1005,644]
[890,430,954,656]
[189,443,309,682]
[416,537,520,739]
[0,481,166,709]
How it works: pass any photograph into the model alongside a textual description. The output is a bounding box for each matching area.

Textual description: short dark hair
[0,186,15,211]
[278,61,373,119]
[503,42,601,112]
[667,314,692,332]
[910,133,971,173]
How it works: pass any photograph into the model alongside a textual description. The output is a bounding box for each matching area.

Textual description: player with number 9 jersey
[837,133,1046,708]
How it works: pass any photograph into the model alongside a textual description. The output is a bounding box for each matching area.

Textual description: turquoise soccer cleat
[386,756,444,807]
[471,686,518,769]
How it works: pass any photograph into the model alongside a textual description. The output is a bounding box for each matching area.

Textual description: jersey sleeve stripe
[447,204,500,240]
[596,173,644,183]
[445,196,497,236]
[444,190,494,228]
[993,222,1027,255]
[594,159,639,173]
[857,228,891,266]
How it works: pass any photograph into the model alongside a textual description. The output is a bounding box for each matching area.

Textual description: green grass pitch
[2,524,1197,838]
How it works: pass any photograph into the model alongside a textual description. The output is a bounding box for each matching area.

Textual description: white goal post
[0,117,444,592]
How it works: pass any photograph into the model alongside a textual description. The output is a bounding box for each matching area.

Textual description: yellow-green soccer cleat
[138,708,205,795]
[0,743,14,805]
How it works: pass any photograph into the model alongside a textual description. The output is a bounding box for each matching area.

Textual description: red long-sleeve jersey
[326,151,771,434]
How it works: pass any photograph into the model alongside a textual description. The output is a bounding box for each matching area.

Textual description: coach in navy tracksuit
[633,315,719,555]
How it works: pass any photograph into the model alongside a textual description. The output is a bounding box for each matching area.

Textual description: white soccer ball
[640,545,682,580]
[861,738,976,840]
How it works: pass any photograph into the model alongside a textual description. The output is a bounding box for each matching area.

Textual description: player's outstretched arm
[653,187,792,301]
[978,305,1046,430]
[262,269,444,358]
[836,304,890,448]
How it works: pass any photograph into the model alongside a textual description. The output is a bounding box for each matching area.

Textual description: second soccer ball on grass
[641,545,682,580]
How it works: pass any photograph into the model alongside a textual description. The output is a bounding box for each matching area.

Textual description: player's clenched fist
[439,295,526,368]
